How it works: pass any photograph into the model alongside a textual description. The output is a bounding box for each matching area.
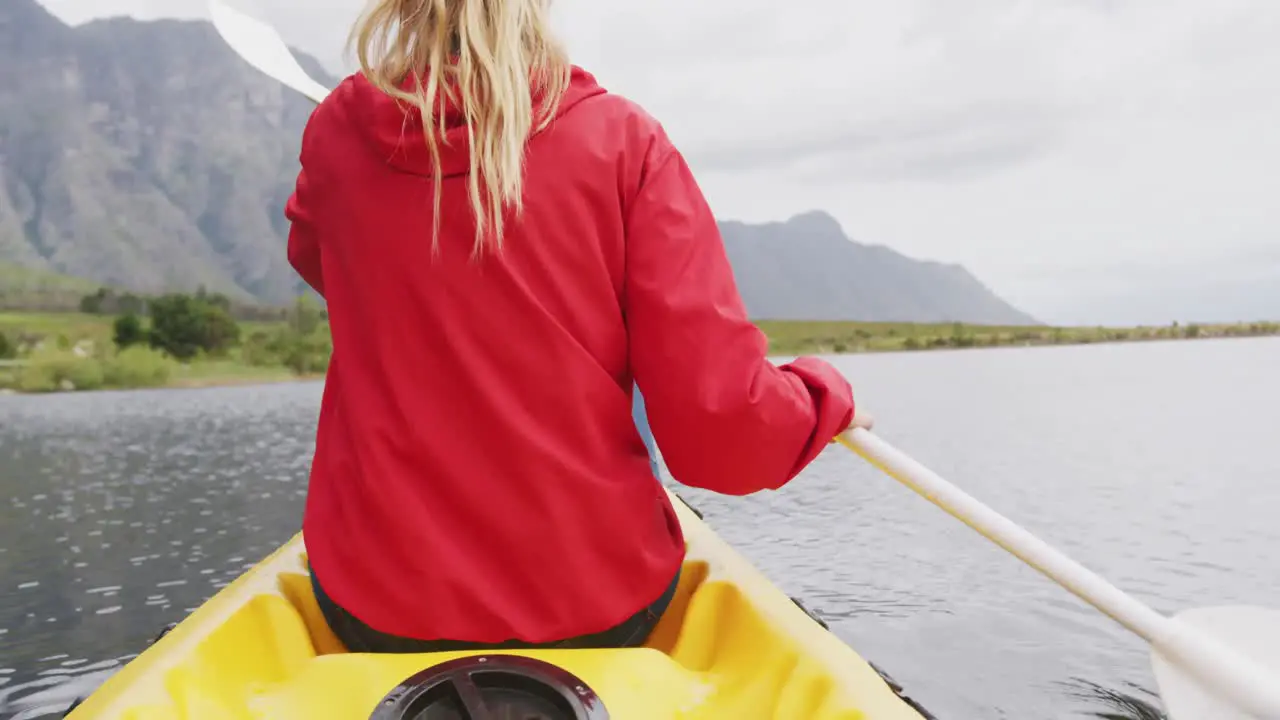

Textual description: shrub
[102,346,175,389]
[17,349,104,392]
[0,331,13,360]
[288,295,324,336]
[239,330,279,367]
[113,313,147,349]
[278,332,331,375]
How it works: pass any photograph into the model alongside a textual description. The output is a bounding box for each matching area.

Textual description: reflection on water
[1063,680,1166,720]
[3,338,1279,718]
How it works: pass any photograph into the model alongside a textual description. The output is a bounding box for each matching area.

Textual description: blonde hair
[349,0,571,255]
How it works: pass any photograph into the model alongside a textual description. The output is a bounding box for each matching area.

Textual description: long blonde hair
[349,0,571,255]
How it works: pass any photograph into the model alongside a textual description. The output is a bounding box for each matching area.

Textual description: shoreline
[0,372,321,395]
[165,371,324,390]
[756,318,1280,356]
[0,365,324,395]
[783,327,1280,357]
[3,329,1274,396]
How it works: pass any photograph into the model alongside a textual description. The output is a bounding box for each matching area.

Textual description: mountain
[0,2,1036,325]
[0,0,332,304]
[724,212,1038,324]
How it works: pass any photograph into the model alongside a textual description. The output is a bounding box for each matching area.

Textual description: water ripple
[2,340,1279,718]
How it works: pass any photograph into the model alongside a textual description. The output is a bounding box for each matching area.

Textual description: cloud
[675,98,1061,184]
[33,0,1280,323]
[572,1,1072,178]
[40,0,204,22]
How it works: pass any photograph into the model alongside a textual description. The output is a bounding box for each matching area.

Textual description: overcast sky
[39,0,1280,324]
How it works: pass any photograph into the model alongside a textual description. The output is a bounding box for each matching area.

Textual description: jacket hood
[346,65,606,178]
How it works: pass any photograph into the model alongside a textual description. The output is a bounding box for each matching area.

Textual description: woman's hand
[831,411,874,442]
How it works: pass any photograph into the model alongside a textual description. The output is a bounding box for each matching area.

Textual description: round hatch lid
[368,654,609,720]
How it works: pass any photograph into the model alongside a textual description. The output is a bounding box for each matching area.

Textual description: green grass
[168,359,304,388]
[0,364,20,390]
[0,311,324,393]
[0,346,311,393]
[0,263,104,312]
[0,311,119,346]
[1,311,1277,393]
[754,319,1280,355]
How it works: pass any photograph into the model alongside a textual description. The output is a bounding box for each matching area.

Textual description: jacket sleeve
[624,144,855,496]
[285,114,325,297]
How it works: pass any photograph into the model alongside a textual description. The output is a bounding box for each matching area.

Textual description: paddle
[208,0,331,104]
[838,428,1280,719]
[204,1,1280,716]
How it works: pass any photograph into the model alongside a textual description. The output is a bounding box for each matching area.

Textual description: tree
[78,288,145,315]
[148,293,240,360]
[279,332,331,375]
[268,296,330,375]
[196,302,240,354]
[112,313,147,349]
[79,288,109,314]
[117,292,145,315]
[287,295,323,336]
[194,286,232,312]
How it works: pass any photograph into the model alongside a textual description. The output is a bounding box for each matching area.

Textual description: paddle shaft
[838,428,1280,718]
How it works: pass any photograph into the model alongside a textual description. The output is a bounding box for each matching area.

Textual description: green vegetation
[0,262,103,312]
[146,291,241,360]
[80,286,146,315]
[112,313,146,349]
[756,319,1280,355]
[0,290,329,393]
[1,289,1277,394]
[75,285,305,323]
[237,296,331,376]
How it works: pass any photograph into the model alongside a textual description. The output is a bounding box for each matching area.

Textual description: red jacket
[286,66,854,643]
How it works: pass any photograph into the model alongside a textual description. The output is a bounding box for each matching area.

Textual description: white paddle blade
[208,0,332,104]
[1152,606,1280,720]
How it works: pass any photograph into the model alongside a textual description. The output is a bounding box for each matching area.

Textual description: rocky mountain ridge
[0,0,1036,325]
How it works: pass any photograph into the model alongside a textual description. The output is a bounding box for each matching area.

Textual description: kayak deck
[69,490,929,719]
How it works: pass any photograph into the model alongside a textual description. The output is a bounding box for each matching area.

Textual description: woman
[286,0,866,654]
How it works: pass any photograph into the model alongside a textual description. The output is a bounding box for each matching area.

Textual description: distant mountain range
[722,211,1036,323]
[0,0,325,304]
[0,0,1038,325]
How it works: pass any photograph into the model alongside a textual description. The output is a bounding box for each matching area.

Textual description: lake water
[2,337,1278,719]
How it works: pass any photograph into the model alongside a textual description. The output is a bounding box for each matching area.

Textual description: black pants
[310,568,681,653]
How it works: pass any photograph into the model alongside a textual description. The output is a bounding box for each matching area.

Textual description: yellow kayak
[67,490,933,719]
